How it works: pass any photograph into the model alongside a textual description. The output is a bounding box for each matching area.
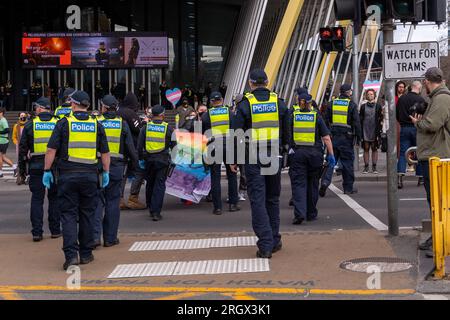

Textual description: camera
[409,102,428,115]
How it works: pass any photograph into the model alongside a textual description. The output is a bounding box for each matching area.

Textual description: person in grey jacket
[410,67,450,256]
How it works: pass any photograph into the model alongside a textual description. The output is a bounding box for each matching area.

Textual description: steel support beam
[265,0,305,89]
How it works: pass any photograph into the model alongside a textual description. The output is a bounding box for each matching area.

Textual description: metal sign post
[353,29,360,172]
[383,20,399,237]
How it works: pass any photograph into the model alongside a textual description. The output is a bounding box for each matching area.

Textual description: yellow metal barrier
[429,157,450,279]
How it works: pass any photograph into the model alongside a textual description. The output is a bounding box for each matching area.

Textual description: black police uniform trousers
[245,162,282,254]
[94,163,125,243]
[29,169,60,237]
[145,155,170,215]
[210,151,239,210]
[58,172,98,261]
[322,133,355,193]
[289,147,323,220]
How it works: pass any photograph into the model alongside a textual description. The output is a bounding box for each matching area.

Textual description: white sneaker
[239,192,246,201]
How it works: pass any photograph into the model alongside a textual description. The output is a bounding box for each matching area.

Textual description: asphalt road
[0,175,430,235]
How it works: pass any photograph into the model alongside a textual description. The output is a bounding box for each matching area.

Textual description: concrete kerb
[416,232,450,294]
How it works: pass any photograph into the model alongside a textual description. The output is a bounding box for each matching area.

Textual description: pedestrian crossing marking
[108,259,270,279]
[129,236,258,252]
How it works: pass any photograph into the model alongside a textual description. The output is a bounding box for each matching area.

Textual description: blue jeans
[29,172,60,237]
[94,165,124,243]
[245,164,282,253]
[398,126,422,176]
[58,173,99,261]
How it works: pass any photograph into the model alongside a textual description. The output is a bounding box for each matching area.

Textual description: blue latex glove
[102,172,110,189]
[139,160,146,171]
[327,155,336,168]
[42,171,54,189]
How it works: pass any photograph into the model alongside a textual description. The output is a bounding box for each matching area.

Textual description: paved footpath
[0,229,424,300]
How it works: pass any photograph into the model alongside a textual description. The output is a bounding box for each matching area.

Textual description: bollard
[429,158,450,279]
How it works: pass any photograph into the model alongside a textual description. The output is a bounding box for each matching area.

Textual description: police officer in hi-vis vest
[54,88,75,119]
[289,93,335,225]
[201,91,240,215]
[44,91,111,271]
[137,105,176,222]
[19,97,61,242]
[94,95,138,248]
[232,69,290,259]
[321,84,362,196]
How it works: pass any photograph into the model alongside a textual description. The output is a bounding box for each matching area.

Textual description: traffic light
[426,0,447,24]
[389,0,422,22]
[319,27,347,53]
[334,0,358,20]
[334,0,363,35]
[319,28,333,53]
[332,27,346,52]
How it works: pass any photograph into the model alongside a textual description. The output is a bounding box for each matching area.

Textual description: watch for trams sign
[383,42,440,80]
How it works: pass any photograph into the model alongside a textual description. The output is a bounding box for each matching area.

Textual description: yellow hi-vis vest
[99,117,123,159]
[293,111,317,146]
[67,116,98,165]
[31,117,58,157]
[292,105,301,112]
[209,106,230,137]
[332,99,351,128]
[175,114,180,130]
[55,106,72,118]
[247,92,280,142]
[146,122,168,154]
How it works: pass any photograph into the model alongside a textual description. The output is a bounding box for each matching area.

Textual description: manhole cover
[340,257,414,273]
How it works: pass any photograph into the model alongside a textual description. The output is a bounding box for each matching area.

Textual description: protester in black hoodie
[117,92,142,146]
[117,92,147,210]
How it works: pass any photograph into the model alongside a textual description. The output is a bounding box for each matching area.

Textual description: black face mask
[20,117,27,122]
[198,112,206,118]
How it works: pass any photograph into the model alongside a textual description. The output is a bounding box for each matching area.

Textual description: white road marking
[422,294,449,300]
[108,259,270,279]
[400,198,427,201]
[129,236,258,252]
[329,184,389,231]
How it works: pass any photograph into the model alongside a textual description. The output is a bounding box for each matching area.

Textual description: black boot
[398,175,404,189]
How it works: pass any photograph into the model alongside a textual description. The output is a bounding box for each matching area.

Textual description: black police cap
[101,95,119,109]
[210,91,223,101]
[340,84,352,93]
[152,105,165,116]
[35,97,51,109]
[70,91,91,107]
[249,69,268,85]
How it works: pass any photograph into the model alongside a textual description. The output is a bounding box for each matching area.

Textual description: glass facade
[0,0,243,110]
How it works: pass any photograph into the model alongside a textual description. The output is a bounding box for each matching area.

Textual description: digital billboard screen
[22,32,169,69]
